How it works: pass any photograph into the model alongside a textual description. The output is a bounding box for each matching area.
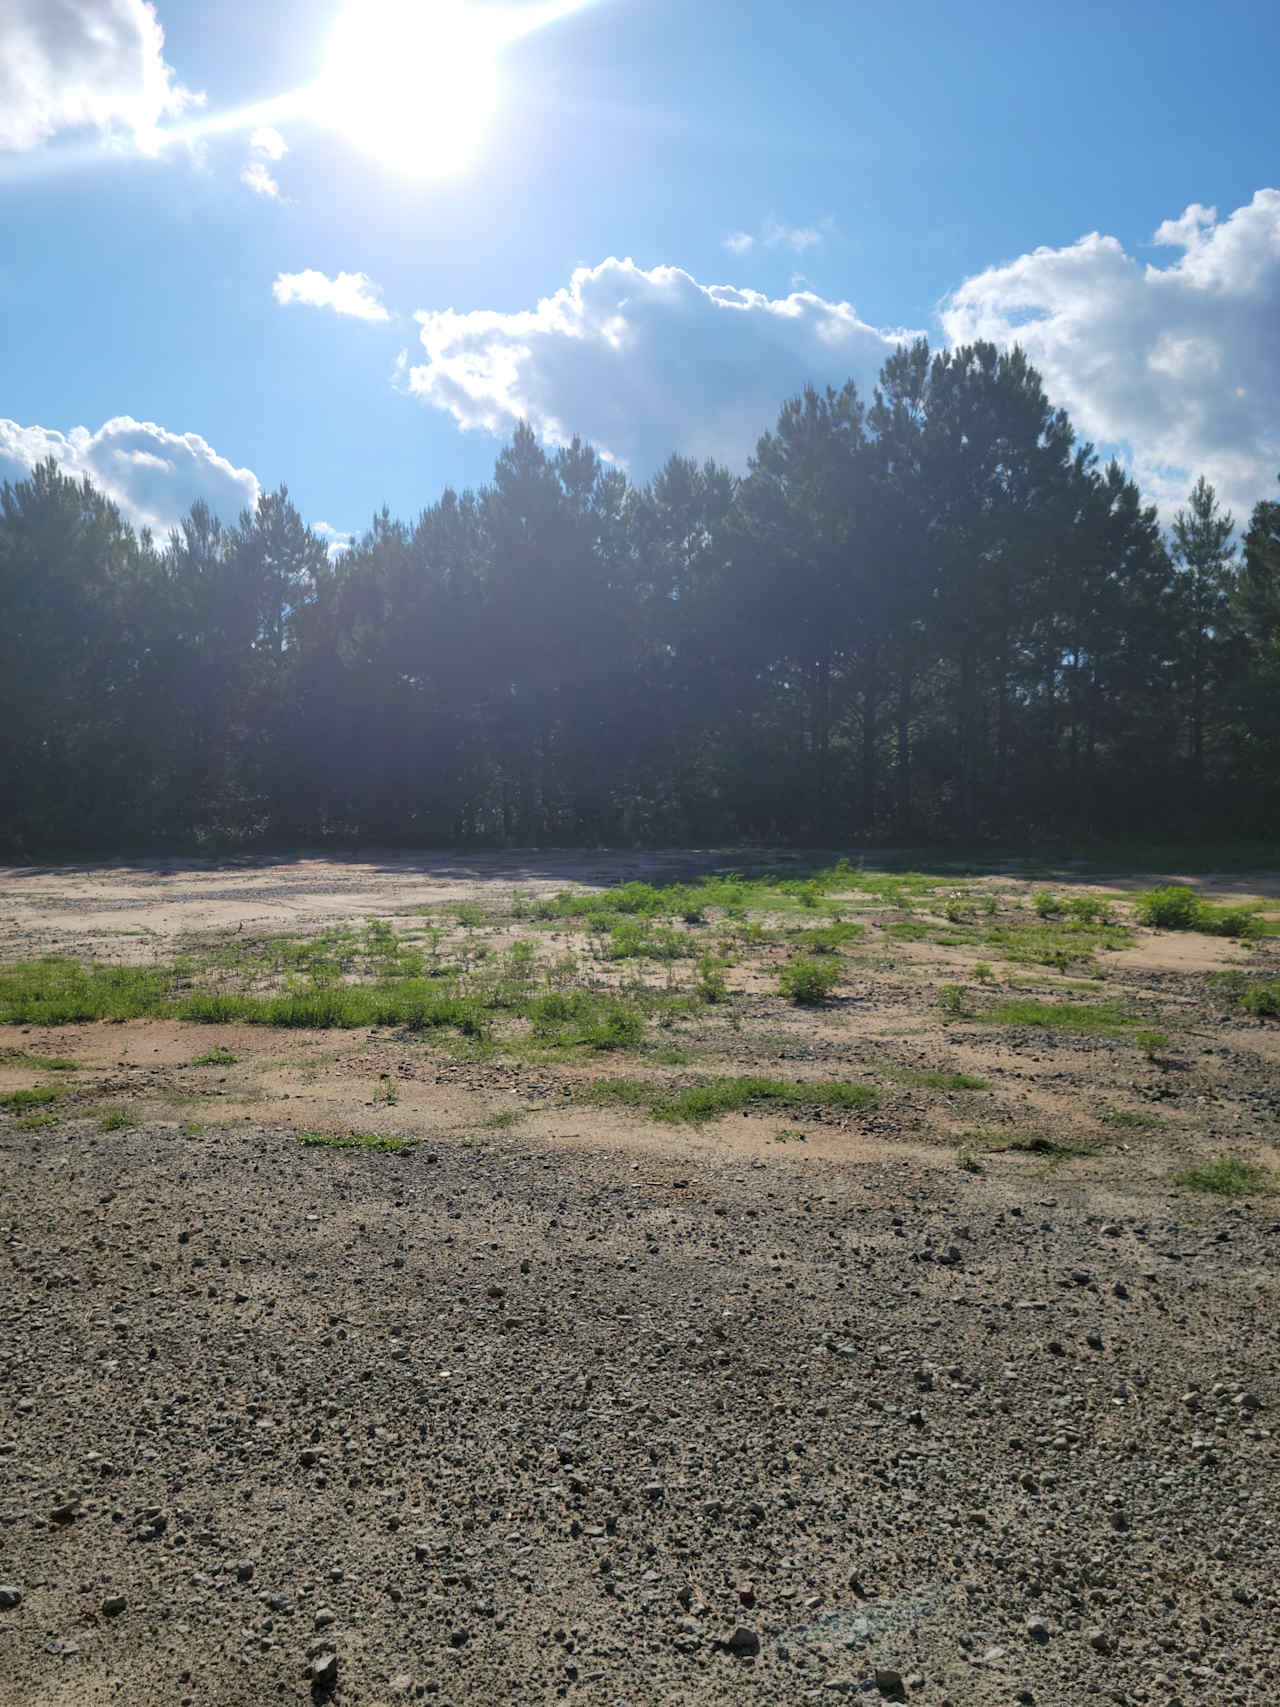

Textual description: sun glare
[316,0,510,178]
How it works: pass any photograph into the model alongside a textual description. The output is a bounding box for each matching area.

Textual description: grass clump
[984,998,1139,1036]
[1173,1156,1275,1197]
[1100,1106,1163,1129]
[297,1130,416,1153]
[0,1084,63,1111]
[1239,979,1280,1019]
[525,991,645,1051]
[98,1109,135,1131]
[0,1049,78,1071]
[18,1113,60,1130]
[192,1047,237,1066]
[0,958,170,1024]
[791,921,864,954]
[1134,885,1265,939]
[582,1074,877,1125]
[779,957,841,1004]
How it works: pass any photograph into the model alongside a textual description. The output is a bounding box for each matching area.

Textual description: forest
[2,338,1278,853]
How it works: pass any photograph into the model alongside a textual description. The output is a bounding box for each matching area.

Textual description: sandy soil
[1,853,1277,1706]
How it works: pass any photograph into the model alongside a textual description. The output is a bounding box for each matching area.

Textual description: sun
[316,0,507,178]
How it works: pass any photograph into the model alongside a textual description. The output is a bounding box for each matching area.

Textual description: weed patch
[581,1075,876,1125]
[1134,885,1265,939]
[297,1130,416,1153]
[1173,1156,1275,1196]
[0,1084,63,1111]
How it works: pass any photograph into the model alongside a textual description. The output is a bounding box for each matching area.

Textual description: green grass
[18,1113,60,1130]
[1173,1156,1276,1197]
[480,1108,526,1129]
[192,1047,237,1066]
[524,991,645,1051]
[297,1130,416,1153]
[0,958,171,1023]
[983,998,1142,1036]
[581,1074,877,1125]
[1099,1106,1163,1129]
[0,1083,63,1110]
[1134,885,1266,940]
[790,922,865,954]
[0,1049,79,1070]
[879,1065,990,1091]
[98,1109,135,1131]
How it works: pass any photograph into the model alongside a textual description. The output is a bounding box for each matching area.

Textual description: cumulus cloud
[407,257,918,472]
[0,0,199,153]
[250,125,287,161]
[940,189,1280,518]
[0,416,260,535]
[241,160,278,197]
[273,270,391,323]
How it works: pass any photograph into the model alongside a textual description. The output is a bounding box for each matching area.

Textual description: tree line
[2,338,1278,853]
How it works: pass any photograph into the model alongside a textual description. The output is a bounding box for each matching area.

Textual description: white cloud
[313,521,353,559]
[250,125,287,161]
[407,256,919,472]
[724,216,832,257]
[241,160,278,198]
[0,415,260,535]
[0,0,199,153]
[273,269,391,324]
[940,189,1280,519]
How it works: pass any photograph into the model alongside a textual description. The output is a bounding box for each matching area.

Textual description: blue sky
[2,0,1278,543]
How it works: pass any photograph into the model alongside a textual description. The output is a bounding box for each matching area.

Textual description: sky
[1,0,1278,547]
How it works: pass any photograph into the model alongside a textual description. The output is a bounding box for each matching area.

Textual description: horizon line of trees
[2,337,1278,854]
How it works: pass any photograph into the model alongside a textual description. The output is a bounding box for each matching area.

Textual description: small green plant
[1136,1029,1169,1061]
[795,881,822,910]
[956,1146,984,1173]
[193,1047,237,1067]
[653,1046,692,1065]
[297,1130,415,1153]
[18,1113,59,1130]
[374,1073,399,1105]
[779,957,840,1004]
[98,1109,135,1131]
[1033,890,1062,918]
[1240,979,1280,1018]
[0,1084,63,1111]
[972,960,993,981]
[775,1127,806,1144]
[1173,1156,1275,1197]
[939,983,971,1017]
[695,956,729,1003]
[454,903,486,929]
[481,1108,526,1129]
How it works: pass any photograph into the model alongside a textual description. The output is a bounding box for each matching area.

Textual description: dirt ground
[1,851,1277,1707]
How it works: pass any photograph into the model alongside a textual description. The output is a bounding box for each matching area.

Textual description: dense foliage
[3,338,1278,851]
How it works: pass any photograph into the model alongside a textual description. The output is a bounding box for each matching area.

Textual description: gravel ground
[2,1111,1277,1707]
